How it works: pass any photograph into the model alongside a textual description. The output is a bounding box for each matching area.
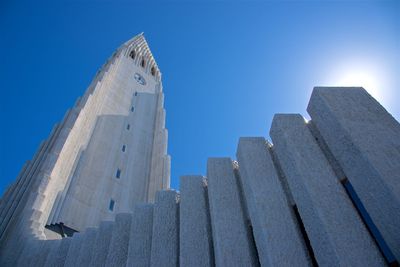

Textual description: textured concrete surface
[43,239,61,267]
[180,176,214,267]
[105,213,133,267]
[126,204,154,267]
[64,233,83,267]
[237,137,311,266]
[270,113,385,266]
[150,190,179,267]
[207,158,259,267]
[89,220,114,267]
[307,87,400,260]
[76,227,97,266]
[45,238,71,267]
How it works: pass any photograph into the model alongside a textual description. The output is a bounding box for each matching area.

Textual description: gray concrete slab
[76,228,97,266]
[64,233,83,267]
[270,113,385,266]
[90,221,114,267]
[307,87,400,260]
[207,157,259,267]
[47,237,71,267]
[43,239,62,267]
[126,204,154,267]
[237,137,311,266]
[150,190,179,267]
[105,213,133,267]
[179,175,214,267]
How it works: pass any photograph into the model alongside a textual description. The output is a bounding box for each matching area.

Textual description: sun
[328,60,388,104]
[337,71,381,99]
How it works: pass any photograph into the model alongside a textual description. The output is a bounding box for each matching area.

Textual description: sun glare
[337,71,382,99]
[328,61,389,104]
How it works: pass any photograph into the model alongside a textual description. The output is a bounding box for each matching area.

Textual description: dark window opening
[129,50,135,60]
[141,58,146,68]
[151,66,156,76]
[109,199,115,211]
[122,145,126,152]
[131,106,134,112]
[293,205,319,267]
[135,91,138,96]
[127,124,130,130]
[342,178,398,266]
[116,169,121,179]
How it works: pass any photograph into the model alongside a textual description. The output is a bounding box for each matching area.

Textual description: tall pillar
[307,87,400,260]
[270,114,384,266]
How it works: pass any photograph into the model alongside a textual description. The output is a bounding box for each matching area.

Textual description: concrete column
[207,158,259,267]
[126,204,154,267]
[307,87,400,260]
[64,233,83,267]
[44,238,71,267]
[90,221,114,267]
[270,114,384,266]
[76,228,97,266]
[32,240,58,267]
[16,239,40,267]
[150,190,179,267]
[105,213,133,267]
[43,239,61,267]
[236,137,311,266]
[180,176,214,267]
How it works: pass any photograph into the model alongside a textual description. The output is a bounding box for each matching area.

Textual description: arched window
[151,66,156,76]
[141,58,146,68]
[129,50,136,60]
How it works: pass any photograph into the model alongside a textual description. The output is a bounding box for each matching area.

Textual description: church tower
[0,33,170,250]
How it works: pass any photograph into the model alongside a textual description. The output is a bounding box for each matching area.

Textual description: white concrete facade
[0,34,170,265]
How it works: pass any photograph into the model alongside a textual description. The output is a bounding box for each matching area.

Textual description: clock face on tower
[134,73,146,85]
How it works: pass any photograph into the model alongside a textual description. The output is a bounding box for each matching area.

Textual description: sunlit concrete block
[126,204,154,267]
[207,158,259,266]
[150,190,179,267]
[307,86,400,260]
[270,114,384,266]
[180,176,214,267]
[237,137,311,266]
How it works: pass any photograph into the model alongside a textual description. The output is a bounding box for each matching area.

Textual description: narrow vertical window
[129,50,135,60]
[109,199,115,211]
[134,91,138,96]
[122,145,126,152]
[151,66,156,76]
[131,106,134,112]
[141,58,146,68]
[127,124,130,130]
[116,169,121,179]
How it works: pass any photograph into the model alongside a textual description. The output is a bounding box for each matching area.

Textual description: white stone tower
[0,33,170,253]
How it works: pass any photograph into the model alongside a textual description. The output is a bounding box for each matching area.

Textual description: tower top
[122,33,161,80]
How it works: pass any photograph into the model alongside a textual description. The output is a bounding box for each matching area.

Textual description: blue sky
[0,0,399,192]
